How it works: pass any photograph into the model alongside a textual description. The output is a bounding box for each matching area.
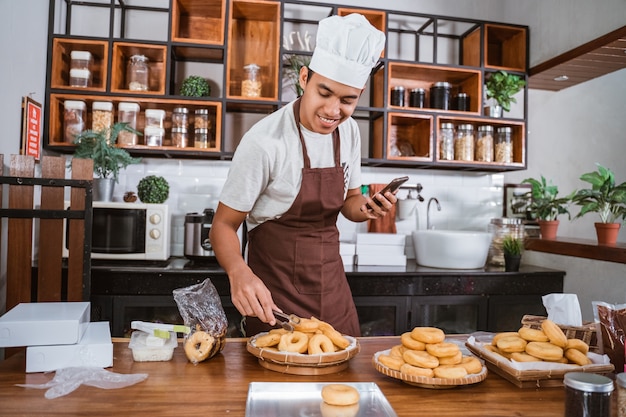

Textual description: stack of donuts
[378,326,483,379]
[254,317,351,355]
[486,318,592,366]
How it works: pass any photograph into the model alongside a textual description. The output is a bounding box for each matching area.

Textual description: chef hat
[309,13,385,89]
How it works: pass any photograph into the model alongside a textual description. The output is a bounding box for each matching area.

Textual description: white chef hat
[309,13,385,89]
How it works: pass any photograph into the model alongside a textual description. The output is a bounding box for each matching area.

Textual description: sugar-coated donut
[255,332,281,348]
[510,351,542,362]
[491,332,520,346]
[308,333,335,354]
[321,384,360,406]
[540,319,568,348]
[320,401,360,417]
[565,338,590,354]
[400,362,435,378]
[459,356,483,374]
[390,344,407,359]
[378,354,405,371]
[403,349,439,369]
[401,332,426,351]
[433,365,468,379]
[565,348,592,366]
[184,331,215,363]
[425,342,460,358]
[518,327,549,342]
[525,341,564,361]
[496,335,527,353]
[278,331,309,353]
[411,327,445,344]
[438,350,463,365]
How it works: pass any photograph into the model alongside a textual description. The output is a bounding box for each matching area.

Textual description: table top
[0,336,577,416]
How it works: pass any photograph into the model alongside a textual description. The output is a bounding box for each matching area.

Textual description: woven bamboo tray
[521,315,600,353]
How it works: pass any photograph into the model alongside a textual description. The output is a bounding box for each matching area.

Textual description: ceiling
[528,25,626,91]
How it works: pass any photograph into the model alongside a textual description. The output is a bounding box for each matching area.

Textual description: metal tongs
[273,310,301,332]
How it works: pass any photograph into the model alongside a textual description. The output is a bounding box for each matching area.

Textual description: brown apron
[245,99,361,336]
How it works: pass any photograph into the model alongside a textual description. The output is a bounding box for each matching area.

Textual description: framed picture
[503,183,532,219]
[20,96,42,160]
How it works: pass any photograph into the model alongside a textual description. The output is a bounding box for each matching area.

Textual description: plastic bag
[593,301,626,373]
[173,278,228,364]
[16,367,148,399]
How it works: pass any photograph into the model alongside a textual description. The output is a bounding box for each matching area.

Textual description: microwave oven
[63,201,170,260]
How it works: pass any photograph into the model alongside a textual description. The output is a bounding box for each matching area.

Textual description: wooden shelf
[50,38,108,91]
[463,24,527,71]
[526,237,626,264]
[171,0,226,45]
[110,42,167,95]
[374,113,433,161]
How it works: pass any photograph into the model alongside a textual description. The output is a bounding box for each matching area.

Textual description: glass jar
[564,372,613,417]
[91,101,113,137]
[127,54,149,91]
[194,128,209,148]
[495,126,513,163]
[454,123,474,161]
[69,68,91,88]
[430,81,452,110]
[439,122,455,161]
[242,63,261,97]
[409,88,425,108]
[475,125,494,162]
[391,86,405,106]
[172,107,189,130]
[171,127,188,148]
[194,108,210,129]
[117,102,140,145]
[144,126,164,146]
[145,109,165,129]
[70,50,92,71]
[455,92,470,111]
[617,373,626,417]
[488,217,525,266]
[63,100,86,143]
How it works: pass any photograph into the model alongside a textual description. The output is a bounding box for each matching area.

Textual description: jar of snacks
[495,126,513,163]
[127,54,149,91]
[194,128,209,148]
[145,109,165,129]
[144,126,164,146]
[475,125,494,162]
[242,63,262,97]
[194,108,210,129]
[63,100,86,143]
[171,127,188,148]
[454,123,474,161]
[439,122,455,161]
[172,107,189,130]
[69,69,91,88]
[117,102,140,145]
[564,372,613,417]
[488,217,525,266]
[91,101,113,137]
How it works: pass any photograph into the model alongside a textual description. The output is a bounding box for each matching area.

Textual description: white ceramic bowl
[412,229,492,269]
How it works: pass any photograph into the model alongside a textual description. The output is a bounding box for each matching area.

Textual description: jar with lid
[70,50,92,70]
[475,125,494,162]
[127,54,149,91]
[194,108,210,129]
[409,88,425,108]
[495,126,513,163]
[242,63,262,97]
[144,126,164,146]
[488,217,525,266]
[454,123,474,161]
[194,128,210,148]
[63,100,86,143]
[171,127,189,148]
[69,68,91,88]
[172,107,189,130]
[117,102,140,145]
[91,101,113,138]
[454,92,470,111]
[564,372,613,417]
[144,109,165,129]
[439,123,455,161]
[430,81,452,110]
[391,86,405,107]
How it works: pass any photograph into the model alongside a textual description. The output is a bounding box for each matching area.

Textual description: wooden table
[0,336,571,416]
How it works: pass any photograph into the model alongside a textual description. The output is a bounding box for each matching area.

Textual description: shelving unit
[44,0,529,172]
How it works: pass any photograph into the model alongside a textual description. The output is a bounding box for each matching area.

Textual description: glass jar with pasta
[454,124,474,161]
[475,125,494,162]
[495,126,513,163]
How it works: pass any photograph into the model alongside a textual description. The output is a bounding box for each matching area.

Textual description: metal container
[184,209,216,260]
[488,217,525,266]
[430,81,452,110]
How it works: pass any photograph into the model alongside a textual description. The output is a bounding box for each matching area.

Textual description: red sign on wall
[21,96,42,160]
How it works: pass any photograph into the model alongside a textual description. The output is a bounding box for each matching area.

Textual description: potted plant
[484,70,526,117]
[180,75,211,97]
[571,164,626,245]
[137,175,170,204]
[502,234,524,272]
[522,176,574,240]
[73,122,142,201]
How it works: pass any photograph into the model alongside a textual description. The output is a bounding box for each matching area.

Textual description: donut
[525,341,564,361]
[433,365,468,379]
[184,331,215,363]
[378,354,405,371]
[403,349,439,369]
[518,327,549,342]
[278,331,309,353]
[496,335,527,353]
[566,338,590,354]
[510,351,542,362]
[390,344,407,359]
[492,332,520,346]
[269,328,289,335]
[425,342,460,358]
[320,402,360,417]
[438,350,463,365]
[255,332,281,348]
[321,384,360,406]
[295,317,319,333]
[310,317,351,350]
[540,319,568,348]
[401,332,426,351]
[308,333,335,354]
[400,362,435,378]
[459,356,483,374]
[411,327,445,344]
[565,348,592,366]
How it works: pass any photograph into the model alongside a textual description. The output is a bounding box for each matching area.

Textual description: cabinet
[44,0,528,172]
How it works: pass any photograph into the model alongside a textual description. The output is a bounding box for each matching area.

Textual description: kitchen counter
[0,336,584,417]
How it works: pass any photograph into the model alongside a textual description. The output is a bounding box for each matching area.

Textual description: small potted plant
[571,164,626,245]
[180,75,211,97]
[484,70,526,117]
[522,176,574,240]
[73,122,142,201]
[502,234,524,272]
[137,175,170,204]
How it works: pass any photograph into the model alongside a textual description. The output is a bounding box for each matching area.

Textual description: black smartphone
[366,176,409,209]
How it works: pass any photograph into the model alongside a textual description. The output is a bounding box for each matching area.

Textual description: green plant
[485,70,526,112]
[284,55,310,96]
[137,175,170,204]
[502,235,524,256]
[522,176,574,221]
[180,75,211,97]
[572,164,626,223]
[73,123,142,182]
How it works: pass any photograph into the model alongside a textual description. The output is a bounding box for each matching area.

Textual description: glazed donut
[255,332,281,348]
[411,327,445,344]
[433,365,468,379]
[566,338,590,354]
[438,350,463,365]
[525,341,564,361]
[400,362,435,378]
[184,331,215,363]
[540,319,568,348]
[496,335,527,353]
[390,344,407,359]
[510,351,542,362]
[378,354,405,371]
[518,327,549,342]
[565,348,592,366]
[321,384,360,406]
[403,349,439,369]
[459,356,483,374]
[278,331,309,353]
[320,402,360,417]
[308,333,335,354]
[401,332,426,351]
[295,317,320,333]
[491,332,520,346]
[425,342,460,358]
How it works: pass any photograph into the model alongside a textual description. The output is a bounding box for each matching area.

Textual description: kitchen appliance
[184,208,216,260]
[63,201,170,261]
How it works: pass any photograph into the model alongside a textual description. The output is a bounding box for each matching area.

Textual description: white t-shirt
[219,101,362,230]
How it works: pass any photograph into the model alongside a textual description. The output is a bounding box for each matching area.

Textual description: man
[210,13,394,336]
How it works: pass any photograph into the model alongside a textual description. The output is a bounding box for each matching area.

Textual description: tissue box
[0,302,90,347]
[25,322,113,373]
[129,331,178,362]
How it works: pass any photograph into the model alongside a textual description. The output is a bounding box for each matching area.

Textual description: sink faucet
[427,197,441,230]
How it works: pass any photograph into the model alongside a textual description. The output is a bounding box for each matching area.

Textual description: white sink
[412,230,492,269]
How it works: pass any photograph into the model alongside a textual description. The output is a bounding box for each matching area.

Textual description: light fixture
[554,75,569,81]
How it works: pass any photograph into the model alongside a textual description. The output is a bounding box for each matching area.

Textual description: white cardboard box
[0,302,90,347]
[356,254,407,266]
[356,233,406,246]
[356,244,405,256]
[26,321,113,373]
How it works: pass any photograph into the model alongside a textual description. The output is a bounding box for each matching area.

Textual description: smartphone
[366,176,409,209]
